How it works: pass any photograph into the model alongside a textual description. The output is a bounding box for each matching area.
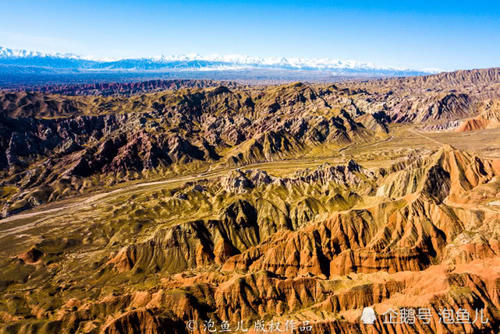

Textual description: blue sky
[0,0,498,70]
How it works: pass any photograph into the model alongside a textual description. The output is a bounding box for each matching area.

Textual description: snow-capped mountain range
[0,46,433,76]
[0,47,81,60]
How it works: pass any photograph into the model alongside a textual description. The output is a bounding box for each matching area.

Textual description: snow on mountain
[0,46,82,60]
[0,46,433,75]
[128,53,398,71]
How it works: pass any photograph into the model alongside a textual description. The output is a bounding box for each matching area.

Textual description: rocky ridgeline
[3,145,497,333]
[1,68,500,216]
[10,79,241,96]
[0,82,391,216]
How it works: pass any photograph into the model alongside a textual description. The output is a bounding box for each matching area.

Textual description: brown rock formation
[1,70,499,334]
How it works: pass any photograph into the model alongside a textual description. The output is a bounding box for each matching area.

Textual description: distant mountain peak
[0,46,433,74]
[0,46,82,60]
[0,46,440,87]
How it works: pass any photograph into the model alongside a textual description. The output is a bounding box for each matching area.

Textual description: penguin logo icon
[361,307,376,324]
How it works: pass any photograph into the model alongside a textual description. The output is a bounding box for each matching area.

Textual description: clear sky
[0,0,498,71]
